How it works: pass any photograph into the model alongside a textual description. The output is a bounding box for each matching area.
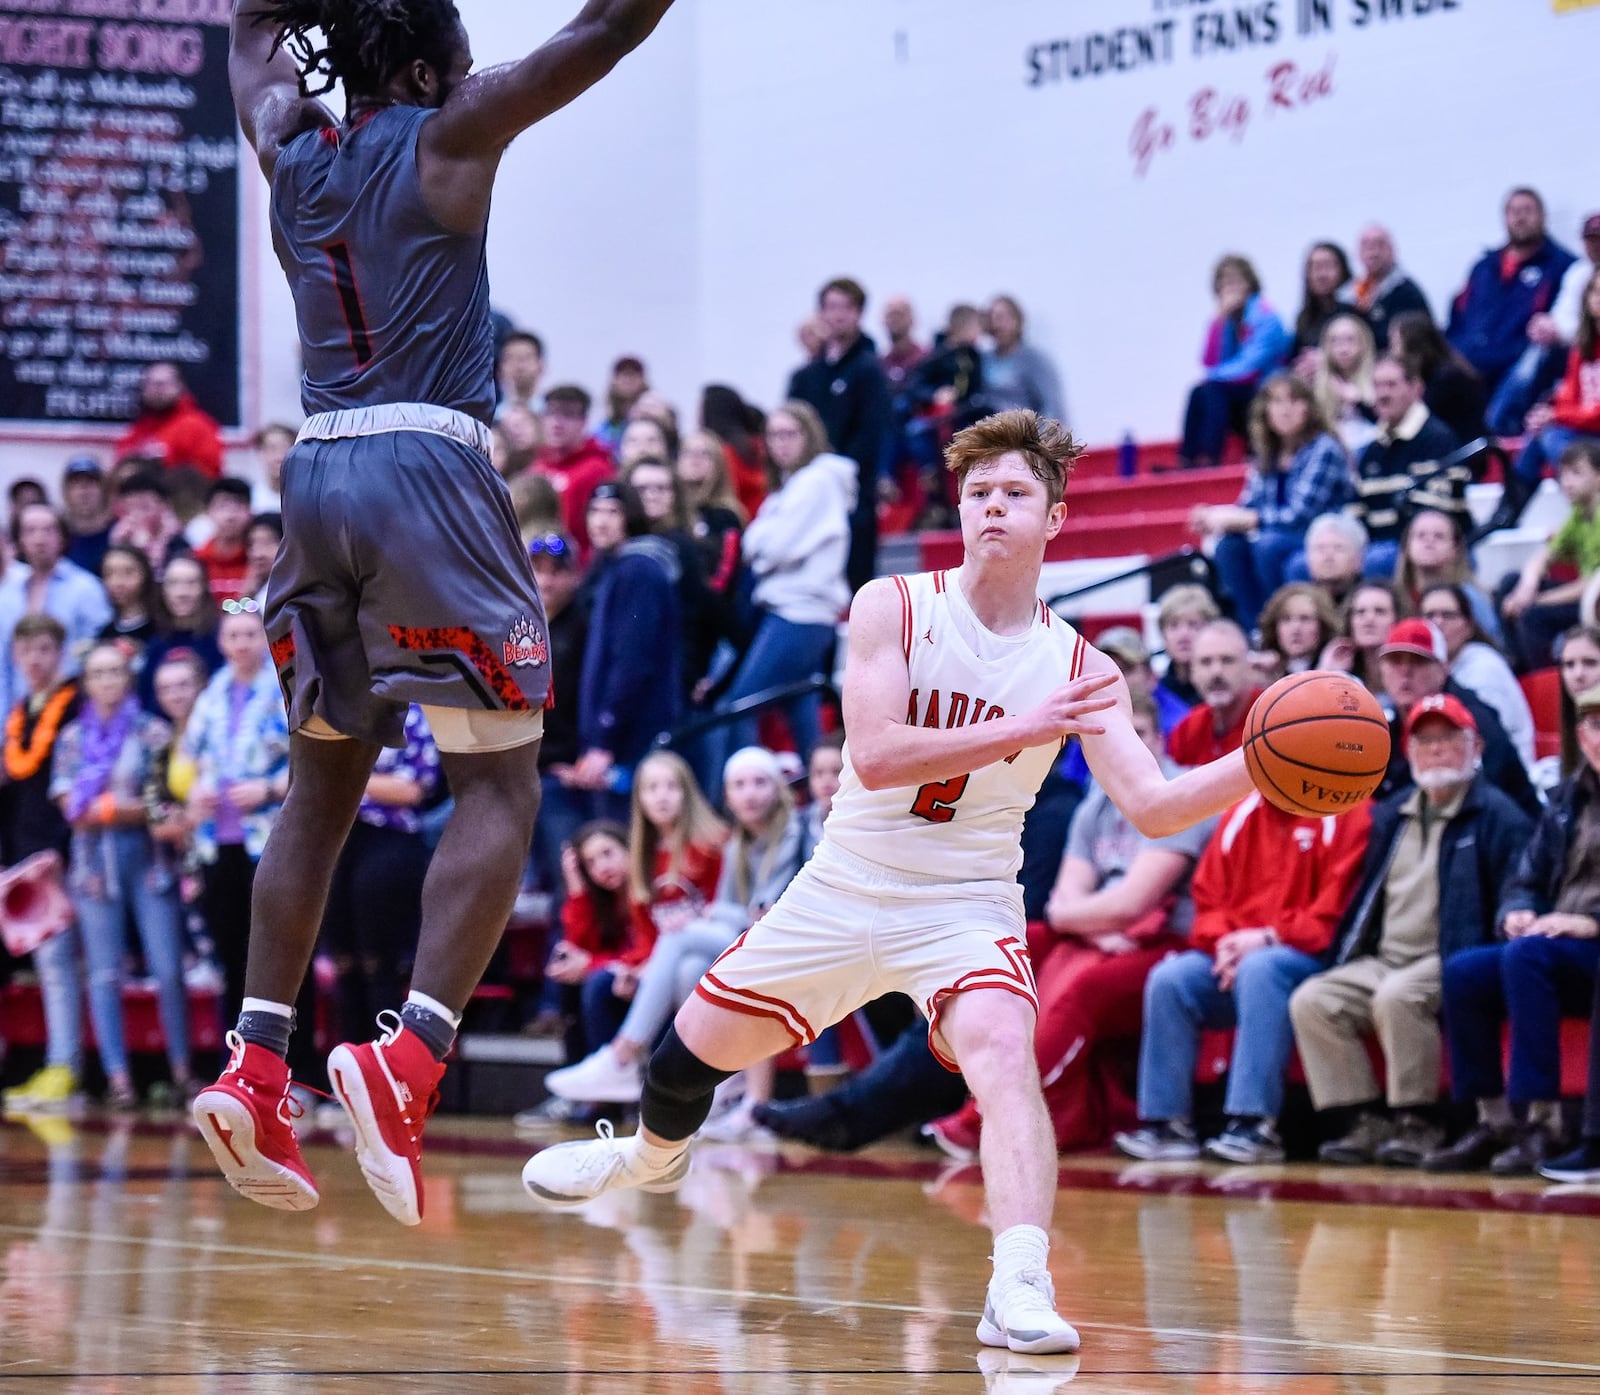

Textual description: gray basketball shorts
[265,424,550,749]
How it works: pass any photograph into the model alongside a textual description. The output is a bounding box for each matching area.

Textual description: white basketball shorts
[694,842,1037,1071]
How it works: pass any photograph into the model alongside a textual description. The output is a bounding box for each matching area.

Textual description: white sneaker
[976,1348,1081,1391]
[978,1271,1081,1355]
[522,1119,690,1210]
[697,1099,778,1146]
[543,1045,643,1104]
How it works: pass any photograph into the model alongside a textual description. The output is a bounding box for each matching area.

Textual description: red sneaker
[328,1015,445,1227]
[192,1033,320,1211]
[926,1100,982,1163]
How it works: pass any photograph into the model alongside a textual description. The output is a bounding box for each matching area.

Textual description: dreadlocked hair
[256,0,462,99]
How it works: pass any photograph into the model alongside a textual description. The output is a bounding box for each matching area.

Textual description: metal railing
[655,674,834,750]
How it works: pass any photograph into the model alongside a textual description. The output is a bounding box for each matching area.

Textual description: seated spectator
[880,295,929,397]
[113,361,224,484]
[1353,356,1465,576]
[108,472,187,579]
[1422,684,1600,1174]
[526,530,588,905]
[1059,627,1188,789]
[1291,241,1355,359]
[495,404,543,479]
[1395,506,1500,643]
[61,457,113,577]
[596,355,649,457]
[542,821,658,1063]
[627,750,727,938]
[493,330,544,421]
[1389,311,1488,445]
[249,423,294,513]
[1113,789,1370,1164]
[700,385,771,523]
[1190,372,1351,634]
[1374,619,1541,818]
[1290,696,1531,1166]
[1293,512,1367,609]
[1501,440,1600,671]
[0,617,83,1111]
[574,482,683,818]
[533,384,615,558]
[1551,625,1600,788]
[1167,620,1261,767]
[193,479,254,605]
[1254,583,1339,683]
[1447,187,1577,436]
[1154,584,1221,708]
[1420,584,1536,772]
[320,705,440,1051]
[52,640,193,1110]
[1178,255,1290,470]
[1350,224,1433,348]
[619,416,677,473]
[142,555,223,708]
[1309,312,1379,455]
[1496,267,1600,532]
[704,402,853,783]
[98,545,166,688]
[0,504,113,716]
[982,294,1064,421]
[244,513,283,606]
[927,696,1220,1159]
[544,746,805,1105]
[1319,580,1406,692]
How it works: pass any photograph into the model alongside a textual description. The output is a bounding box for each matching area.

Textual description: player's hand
[1021,671,1119,745]
[1502,909,1536,938]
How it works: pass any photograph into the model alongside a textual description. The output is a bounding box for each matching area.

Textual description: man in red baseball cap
[1290,688,1533,1167]
[1373,620,1541,817]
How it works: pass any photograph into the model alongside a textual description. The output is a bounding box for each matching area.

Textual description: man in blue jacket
[1290,694,1532,1166]
[1447,188,1577,436]
[1424,683,1600,1175]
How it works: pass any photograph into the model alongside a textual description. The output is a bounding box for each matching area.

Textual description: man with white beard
[1288,694,1533,1168]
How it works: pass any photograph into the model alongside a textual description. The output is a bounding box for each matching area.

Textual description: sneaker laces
[1003,1268,1060,1319]
[560,1118,634,1192]
[371,1010,440,1139]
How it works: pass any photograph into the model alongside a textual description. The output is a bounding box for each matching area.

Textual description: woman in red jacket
[1511,268,1600,499]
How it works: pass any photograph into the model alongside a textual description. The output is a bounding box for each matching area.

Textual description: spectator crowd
[0,186,1598,1187]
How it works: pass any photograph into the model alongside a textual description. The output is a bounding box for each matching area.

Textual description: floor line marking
[3,1222,1597,1374]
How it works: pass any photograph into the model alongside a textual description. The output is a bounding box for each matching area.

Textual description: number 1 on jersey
[324,240,374,367]
[910,773,970,824]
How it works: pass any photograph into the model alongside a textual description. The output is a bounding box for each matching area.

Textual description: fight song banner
[0,0,240,428]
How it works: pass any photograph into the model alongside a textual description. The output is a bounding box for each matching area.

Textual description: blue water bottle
[1118,431,1138,478]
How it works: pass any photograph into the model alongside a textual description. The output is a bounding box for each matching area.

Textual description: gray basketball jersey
[270,106,495,422]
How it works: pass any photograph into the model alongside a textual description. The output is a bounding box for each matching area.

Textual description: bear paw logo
[503,615,548,668]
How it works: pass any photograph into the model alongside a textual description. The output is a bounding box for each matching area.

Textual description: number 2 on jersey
[910,774,970,824]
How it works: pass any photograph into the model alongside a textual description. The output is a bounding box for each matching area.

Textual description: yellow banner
[1555,0,1600,11]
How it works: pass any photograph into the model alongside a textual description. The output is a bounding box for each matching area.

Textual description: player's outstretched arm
[229,0,334,175]
[843,580,1117,792]
[426,0,676,157]
[1076,646,1254,839]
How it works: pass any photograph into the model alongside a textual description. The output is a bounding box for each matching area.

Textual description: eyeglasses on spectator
[222,597,261,615]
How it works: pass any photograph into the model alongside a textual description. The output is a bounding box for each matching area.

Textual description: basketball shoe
[192,1033,320,1211]
[978,1270,1082,1355]
[522,1119,690,1209]
[327,1014,444,1227]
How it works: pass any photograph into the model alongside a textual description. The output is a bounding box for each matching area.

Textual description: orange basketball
[1242,671,1391,817]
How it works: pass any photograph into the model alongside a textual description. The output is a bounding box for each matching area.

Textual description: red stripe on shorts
[388,625,531,711]
[694,980,812,1046]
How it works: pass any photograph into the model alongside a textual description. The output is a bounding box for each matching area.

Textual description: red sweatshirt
[558,892,656,969]
[1188,793,1371,957]
[114,394,224,478]
[642,840,724,935]
[1551,345,1600,435]
[531,439,615,557]
[1166,690,1262,768]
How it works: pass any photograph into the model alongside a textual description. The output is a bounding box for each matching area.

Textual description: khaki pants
[1288,955,1442,1110]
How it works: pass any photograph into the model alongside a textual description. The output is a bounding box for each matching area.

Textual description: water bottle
[1118,431,1138,478]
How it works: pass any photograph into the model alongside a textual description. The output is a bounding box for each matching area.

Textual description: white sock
[632,1133,688,1174]
[405,989,462,1030]
[241,997,293,1018]
[991,1223,1050,1291]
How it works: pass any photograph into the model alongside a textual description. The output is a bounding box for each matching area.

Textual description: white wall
[3,0,1596,488]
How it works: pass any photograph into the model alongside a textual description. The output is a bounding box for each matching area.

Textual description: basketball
[1242,671,1392,817]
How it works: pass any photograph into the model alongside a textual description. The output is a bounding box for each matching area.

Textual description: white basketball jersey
[826,567,1087,882]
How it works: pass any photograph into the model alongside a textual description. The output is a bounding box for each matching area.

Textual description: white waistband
[813,839,1004,891]
[296,404,492,458]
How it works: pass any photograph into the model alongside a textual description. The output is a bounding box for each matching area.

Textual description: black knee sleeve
[640,1026,734,1142]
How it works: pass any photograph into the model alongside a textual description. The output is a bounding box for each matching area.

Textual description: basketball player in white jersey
[523,410,1257,1354]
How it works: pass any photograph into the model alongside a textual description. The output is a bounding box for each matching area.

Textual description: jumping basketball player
[193,0,674,1223]
[522,410,1261,1353]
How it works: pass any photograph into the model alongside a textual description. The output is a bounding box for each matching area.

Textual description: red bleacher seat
[1519,667,1564,761]
[0,982,224,1055]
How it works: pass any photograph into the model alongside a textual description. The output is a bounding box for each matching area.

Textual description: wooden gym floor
[2,1113,1599,1394]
